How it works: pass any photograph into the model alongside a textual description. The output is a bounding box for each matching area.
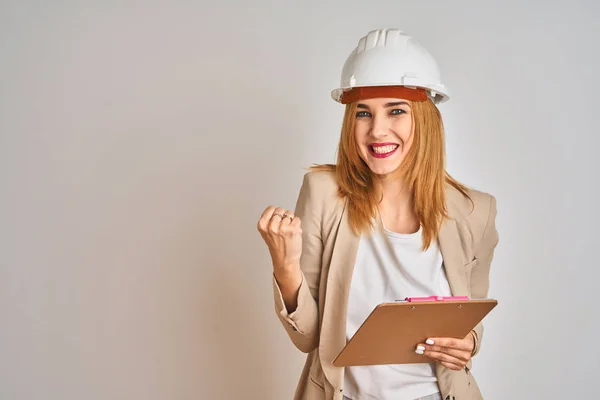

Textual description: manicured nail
[416,345,425,351]
[415,349,424,355]
[426,339,435,345]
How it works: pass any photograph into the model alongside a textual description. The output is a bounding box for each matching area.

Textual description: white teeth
[371,145,398,154]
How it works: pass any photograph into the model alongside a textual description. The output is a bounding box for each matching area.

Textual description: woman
[257,29,499,400]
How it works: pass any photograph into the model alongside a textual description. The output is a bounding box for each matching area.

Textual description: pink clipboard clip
[405,295,469,302]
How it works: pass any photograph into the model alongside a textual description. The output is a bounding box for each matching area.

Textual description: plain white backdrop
[1,1,598,399]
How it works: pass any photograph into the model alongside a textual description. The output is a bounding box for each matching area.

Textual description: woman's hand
[257,206,303,274]
[415,332,475,371]
[257,206,303,312]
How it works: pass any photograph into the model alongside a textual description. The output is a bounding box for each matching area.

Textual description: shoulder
[295,170,345,223]
[298,170,342,206]
[302,170,339,194]
[446,184,497,247]
[446,184,496,221]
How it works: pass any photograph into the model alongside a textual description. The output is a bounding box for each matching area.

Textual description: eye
[390,109,406,116]
[356,111,371,119]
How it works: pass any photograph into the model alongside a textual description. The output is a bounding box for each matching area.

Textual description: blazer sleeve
[272,173,323,353]
[470,194,500,356]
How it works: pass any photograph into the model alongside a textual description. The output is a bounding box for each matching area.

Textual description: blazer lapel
[438,218,470,297]
[436,205,471,397]
[319,199,360,391]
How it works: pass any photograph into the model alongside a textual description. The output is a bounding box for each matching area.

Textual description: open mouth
[368,144,399,158]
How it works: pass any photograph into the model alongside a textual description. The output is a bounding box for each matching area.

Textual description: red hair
[312,99,470,250]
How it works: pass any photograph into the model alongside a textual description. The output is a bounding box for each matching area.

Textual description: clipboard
[332,296,497,367]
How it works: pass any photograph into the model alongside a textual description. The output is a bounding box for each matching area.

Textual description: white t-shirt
[344,221,452,400]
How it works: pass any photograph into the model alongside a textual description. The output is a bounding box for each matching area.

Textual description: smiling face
[353,97,414,177]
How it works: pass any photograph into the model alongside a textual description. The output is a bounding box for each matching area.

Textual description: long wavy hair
[311,99,470,250]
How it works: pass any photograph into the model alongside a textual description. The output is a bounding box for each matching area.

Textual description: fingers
[290,215,302,229]
[421,348,469,368]
[425,337,473,352]
[416,345,467,370]
[415,336,473,370]
[280,211,295,227]
[257,206,299,236]
[440,360,464,371]
[257,206,275,233]
[419,343,470,362]
[259,205,276,221]
[269,207,287,231]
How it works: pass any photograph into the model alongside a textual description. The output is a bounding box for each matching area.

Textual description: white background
[1,1,599,399]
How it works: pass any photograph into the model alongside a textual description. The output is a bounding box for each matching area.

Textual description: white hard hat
[331,29,449,104]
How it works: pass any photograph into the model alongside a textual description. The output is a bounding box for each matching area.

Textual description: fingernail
[416,345,425,351]
[415,349,424,355]
[426,339,435,345]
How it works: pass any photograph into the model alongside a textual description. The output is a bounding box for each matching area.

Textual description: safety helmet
[331,29,449,104]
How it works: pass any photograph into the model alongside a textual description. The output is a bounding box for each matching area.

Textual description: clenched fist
[257,206,303,272]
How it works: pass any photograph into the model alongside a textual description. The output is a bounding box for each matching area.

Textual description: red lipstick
[368,143,399,159]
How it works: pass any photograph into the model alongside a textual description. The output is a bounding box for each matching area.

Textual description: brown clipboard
[332,299,497,367]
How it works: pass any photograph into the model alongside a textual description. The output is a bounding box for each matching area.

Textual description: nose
[370,113,390,139]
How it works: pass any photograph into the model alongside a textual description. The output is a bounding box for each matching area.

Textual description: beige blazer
[272,171,499,400]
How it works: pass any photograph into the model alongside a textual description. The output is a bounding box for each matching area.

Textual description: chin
[367,163,402,176]
[368,167,387,175]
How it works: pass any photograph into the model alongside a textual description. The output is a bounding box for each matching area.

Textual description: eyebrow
[356,101,411,109]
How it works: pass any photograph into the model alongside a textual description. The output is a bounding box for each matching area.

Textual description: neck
[377,175,415,221]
